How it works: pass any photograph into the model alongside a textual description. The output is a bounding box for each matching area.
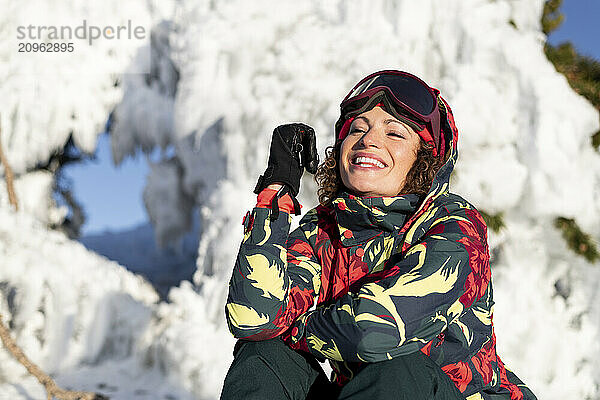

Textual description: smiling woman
[221,70,537,400]
[339,107,421,197]
[316,105,444,205]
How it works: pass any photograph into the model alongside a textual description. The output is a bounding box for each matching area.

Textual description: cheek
[339,152,349,182]
[339,140,352,169]
[391,143,419,173]
[338,140,355,187]
[339,138,353,160]
[407,145,419,166]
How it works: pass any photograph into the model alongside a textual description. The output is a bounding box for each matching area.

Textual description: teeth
[353,156,385,168]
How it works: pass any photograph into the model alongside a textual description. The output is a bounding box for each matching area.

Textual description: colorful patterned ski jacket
[226,97,536,400]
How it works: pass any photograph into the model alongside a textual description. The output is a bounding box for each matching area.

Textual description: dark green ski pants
[220,338,466,400]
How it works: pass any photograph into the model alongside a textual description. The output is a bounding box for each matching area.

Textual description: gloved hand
[254,123,319,196]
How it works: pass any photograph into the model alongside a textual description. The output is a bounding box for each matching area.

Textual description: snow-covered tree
[1,1,599,399]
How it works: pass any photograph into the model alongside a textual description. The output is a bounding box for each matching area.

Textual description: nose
[356,127,382,148]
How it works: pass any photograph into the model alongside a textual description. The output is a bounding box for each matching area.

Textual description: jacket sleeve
[287,211,489,363]
[225,189,322,340]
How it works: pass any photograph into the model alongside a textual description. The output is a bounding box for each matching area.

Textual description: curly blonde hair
[315,139,444,206]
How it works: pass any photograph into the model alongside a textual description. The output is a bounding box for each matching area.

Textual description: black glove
[254,123,319,197]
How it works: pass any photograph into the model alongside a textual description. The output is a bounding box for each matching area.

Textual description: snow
[1,0,600,399]
[80,221,198,299]
[492,216,600,399]
[0,170,67,227]
[0,208,194,399]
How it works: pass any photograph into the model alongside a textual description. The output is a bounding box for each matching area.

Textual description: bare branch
[0,314,108,400]
[0,115,19,211]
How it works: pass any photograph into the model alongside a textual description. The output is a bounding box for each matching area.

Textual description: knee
[222,340,290,400]
[223,338,327,400]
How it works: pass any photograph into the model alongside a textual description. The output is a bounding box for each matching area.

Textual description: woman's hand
[254,123,319,196]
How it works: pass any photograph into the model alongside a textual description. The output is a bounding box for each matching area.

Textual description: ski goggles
[335,70,443,156]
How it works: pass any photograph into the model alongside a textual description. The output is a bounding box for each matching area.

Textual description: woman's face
[339,106,421,197]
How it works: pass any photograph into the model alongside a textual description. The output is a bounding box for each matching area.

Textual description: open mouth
[351,156,387,169]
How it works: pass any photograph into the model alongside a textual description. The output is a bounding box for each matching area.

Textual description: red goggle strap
[337,117,355,141]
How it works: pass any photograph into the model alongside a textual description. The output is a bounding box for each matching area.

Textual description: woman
[221,70,536,400]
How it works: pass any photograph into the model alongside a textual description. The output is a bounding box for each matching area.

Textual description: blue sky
[64,2,600,236]
[546,0,600,58]
[62,133,152,235]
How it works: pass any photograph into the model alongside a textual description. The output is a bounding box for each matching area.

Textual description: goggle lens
[345,73,436,116]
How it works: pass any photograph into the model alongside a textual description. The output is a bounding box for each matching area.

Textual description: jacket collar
[332,191,420,246]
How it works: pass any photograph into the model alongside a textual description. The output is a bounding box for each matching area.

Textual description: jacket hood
[327,90,460,246]
[392,92,461,245]
[328,94,459,242]
[425,92,459,202]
